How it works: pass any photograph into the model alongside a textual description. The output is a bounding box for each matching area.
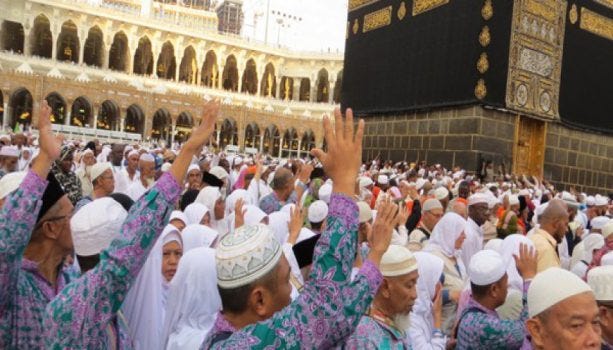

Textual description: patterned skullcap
[216,224,282,289]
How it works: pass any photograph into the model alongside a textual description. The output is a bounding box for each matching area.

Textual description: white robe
[460,218,484,268]
[126,179,151,201]
[112,165,129,194]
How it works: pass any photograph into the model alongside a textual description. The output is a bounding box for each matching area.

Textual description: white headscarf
[184,203,210,225]
[162,247,221,350]
[195,186,225,232]
[425,212,467,258]
[500,234,535,292]
[583,233,605,265]
[244,205,267,225]
[123,225,183,350]
[18,147,32,171]
[409,252,445,346]
[225,189,252,217]
[268,211,290,244]
[182,224,219,252]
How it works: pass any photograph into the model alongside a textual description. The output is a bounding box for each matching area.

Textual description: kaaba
[342,0,612,194]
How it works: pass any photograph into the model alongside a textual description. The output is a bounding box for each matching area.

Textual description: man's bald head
[539,199,569,243]
[272,168,295,201]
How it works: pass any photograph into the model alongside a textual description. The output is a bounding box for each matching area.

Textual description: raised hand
[310,108,364,196]
[367,197,399,266]
[513,243,538,280]
[287,203,303,245]
[234,198,246,229]
[32,100,64,178]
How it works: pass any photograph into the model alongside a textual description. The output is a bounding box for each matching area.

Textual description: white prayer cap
[380,245,418,277]
[91,162,112,182]
[586,196,596,206]
[232,156,243,166]
[308,200,328,223]
[216,224,282,288]
[70,198,128,256]
[468,250,506,286]
[139,153,155,162]
[128,150,139,158]
[591,216,610,231]
[434,187,449,201]
[484,238,503,253]
[561,191,579,209]
[518,189,530,197]
[357,201,373,224]
[508,195,520,206]
[468,193,489,206]
[602,221,613,239]
[318,183,332,204]
[209,166,229,180]
[595,195,609,206]
[415,178,427,190]
[187,164,201,173]
[378,174,389,185]
[422,198,443,212]
[161,162,172,172]
[528,267,593,318]
[587,266,613,302]
[602,252,613,266]
[0,171,26,199]
[0,146,19,157]
[169,210,188,226]
[359,176,374,188]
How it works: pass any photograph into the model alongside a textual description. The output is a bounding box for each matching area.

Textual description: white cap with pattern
[587,266,613,302]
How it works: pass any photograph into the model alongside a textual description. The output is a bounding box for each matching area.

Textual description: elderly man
[587,266,613,349]
[343,244,419,349]
[0,101,76,348]
[524,267,601,349]
[186,164,202,191]
[202,108,394,349]
[456,246,537,349]
[75,162,115,211]
[530,199,569,272]
[126,153,156,201]
[407,198,443,251]
[52,145,83,205]
[0,146,19,178]
[122,150,140,189]
[461,193,491,267]
[259,165,311,215]
[43,101,220,348]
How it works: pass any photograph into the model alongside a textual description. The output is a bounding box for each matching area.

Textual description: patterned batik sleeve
[43,173,181,349]
[208,193,384,349]
[0,170,47,314]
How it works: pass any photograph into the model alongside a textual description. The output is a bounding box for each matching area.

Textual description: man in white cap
[524,267,601,349]
[456,245,537,349]
[587,266,613,349]
[461,193,491,266]
[529,199,569,272]
[122,149,140,189]
[407,198,443,252]
[43,100,221,348]
[186,164,202,191]
[126,153,156,201]
[307,199,328,234]
[435,187,450,211]
[75,162,114,211]
[109,143,128,194]
[594,195,610,218]
[0,145,19,178]
[0,171,26,208]
[202,108,395,349]
[344,244,418,348]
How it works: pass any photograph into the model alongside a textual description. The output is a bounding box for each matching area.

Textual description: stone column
[93,106,99,130]
[297,139,302,158]
[237,63,245,93]
[79,38,86,65]
[102,44,110,69]
[216,129,220,147]
[51,29,59,61]
[275,77,281,99]
[120,117,125,132]
[170,120,176,145]
[259,133,264,153]
[23,29,31,56]
[278,135,283,158]
[218,64,225,90]
[64,111,71,126]
[328,80,335,104]
[2,102,9,130]
[293,78,300,101]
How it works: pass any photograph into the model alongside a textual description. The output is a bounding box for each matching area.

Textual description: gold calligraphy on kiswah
[580,7,613,41]
[348,0,380,12]
[363,6,393,33]
[413,0,450,16]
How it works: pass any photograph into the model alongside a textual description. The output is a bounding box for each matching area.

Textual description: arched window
[45,92,67,125]
[109,31,129,72]
[222,55,239,91]
[133,36,154,75]
[299,78,311,102]
[125,104,145,134]
[179,46,198,84]
[83,26,104,67]
[176,111,194,143]
[152,109,171,144]
[260,63,276,97]
[201,50,218,87]
[316,68,330,103]
[1,21,25,54]
[30,15,52,58]
[56,20,79,63]
[157,41,177,80]
[71,96,93,127]
[241,59,258,95]
[9,88,33,129]
[99,100,120,131]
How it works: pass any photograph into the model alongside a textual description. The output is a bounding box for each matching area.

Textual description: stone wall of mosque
[362,105,613,194]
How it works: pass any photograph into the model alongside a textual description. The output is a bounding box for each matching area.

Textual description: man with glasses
[462,193,491,267]
[0,100,76,349]
[408,198,444,252]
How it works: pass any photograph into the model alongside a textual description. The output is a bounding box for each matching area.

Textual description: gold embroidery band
[525,0,557,22]
[412,0,450,16]
[594,0,613,10]
[363,6,393,33]
[580,7,613,41]
[348,0,381,12]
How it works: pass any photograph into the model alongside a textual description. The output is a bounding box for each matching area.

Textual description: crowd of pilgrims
[0,100,612,350]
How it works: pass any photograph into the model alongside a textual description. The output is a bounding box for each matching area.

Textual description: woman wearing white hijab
[162,247,221,350]
[409,252,447,350]
[195,186,228,236]
[17,147,32,171]
[76,149,95,197]
[123,225,183,350]
[571,233,604,278]
[181,224,219,252]
[184,202,211,226]
[423,212,467,335]
[497,234,535,320]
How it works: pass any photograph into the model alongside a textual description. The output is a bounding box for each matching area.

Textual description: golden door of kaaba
[513,115,546,178]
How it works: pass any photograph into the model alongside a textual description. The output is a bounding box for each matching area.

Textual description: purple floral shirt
[343,315,410,349]
[43,173,182,349]
[258,191,298,215]
[0,170,78,349]
[202,193,383,349]
[456,281,531,350]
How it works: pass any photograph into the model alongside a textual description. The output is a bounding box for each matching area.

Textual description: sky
[240,0,349,53]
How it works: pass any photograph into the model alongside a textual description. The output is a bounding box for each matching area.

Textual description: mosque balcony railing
[0,51,337,119]
[46,124,142,142]
[26,0,343,61]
